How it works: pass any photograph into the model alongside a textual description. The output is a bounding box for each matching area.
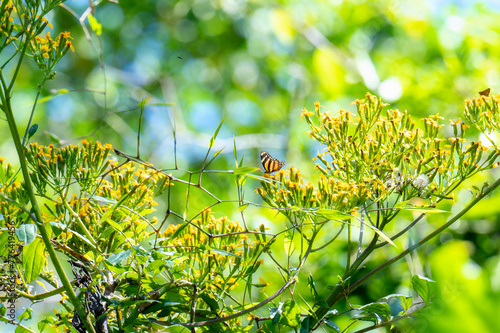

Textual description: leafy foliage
[1,1,500,332]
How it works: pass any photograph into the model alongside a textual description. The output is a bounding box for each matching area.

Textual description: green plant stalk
[2,90,96,333]
[310,175,500,329]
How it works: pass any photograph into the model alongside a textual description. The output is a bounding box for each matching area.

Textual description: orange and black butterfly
[261,151,285,174]
[479,88,490,97]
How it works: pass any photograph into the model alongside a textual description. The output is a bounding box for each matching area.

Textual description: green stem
[22,79,46,146]
[1,76,96,333]
[310,175,500,330]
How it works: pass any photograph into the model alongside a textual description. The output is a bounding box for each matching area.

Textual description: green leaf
[38,316,56,332]
[300,315,310,333]
[269,304,281,325]
[307,273,319,301]
[363,223,397,248]
[279,299,301,328]
[0,165,5,183]
[172,222,189,239]
[236,204,249,212]
[0,231,11,257]
[233,138,239,167]
[93,196,116,205]
[380,294,413,315]
[139,208,155,216]
[97,185,137,225]
[64,228,96,250]
[46,131,61,145]
[233,166,260,175]
[140,299,181,314]
[16,224,37,245]
[18,307,33,322]
[394,200,410,209]
[357,302,391,324]
[209,117,225,149]
[412,275,435,304]
[22,238,46,283]
[36,89,69,104]
[163,325,192,333]
[284,232,294,256]
[200,293,219,313]
[214,148,224,157]
[107,249,132,265]
[88,14,102,36]
[138,97,151,108]
[316,209,354,221]
[28,124,38,139]
[106,219,123,232]
[210,247,242,258]
[401,207,448,214]
[146,259,166,272]
[324,320,340,332]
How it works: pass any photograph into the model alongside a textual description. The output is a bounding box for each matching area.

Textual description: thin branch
[311,174,500,329]
[374,213,425,249]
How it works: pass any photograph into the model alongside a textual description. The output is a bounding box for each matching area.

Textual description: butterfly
[479,88,490,97]
[261,151,285,174]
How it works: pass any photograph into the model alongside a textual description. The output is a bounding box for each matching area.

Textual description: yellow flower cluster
[22,140,171,247]
[256,166,368,216]
[26,140,112,193]
[258,93,500,224]
[30,30,74,61]
[0,157,29,221]
[0,0,73,72]
[464,93,500,151]
[161,209,261,290]
[0,1,18,47]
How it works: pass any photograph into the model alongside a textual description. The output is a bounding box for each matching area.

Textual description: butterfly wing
[479,88,490,97]
[261,151,285,173]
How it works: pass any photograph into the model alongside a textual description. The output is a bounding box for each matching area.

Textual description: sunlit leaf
[233,166,260,175]
[412,275,436,304]
[36,89,69,104]
[356,302,391,324]
[236,204,249,212]
[279,299,301,328]
[364,223,397,248]
[106,219,123,232]
[394,200,410,208]
[401,207,448,214]
[316,209,354,221]
[284,232,294,256]
[209,117,225,149]
[214,148,223,157]
[22,238,46,283]
[88,14,102,36]
[17,307,33,323]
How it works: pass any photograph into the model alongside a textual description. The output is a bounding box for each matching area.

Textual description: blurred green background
[2,0,500,332]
